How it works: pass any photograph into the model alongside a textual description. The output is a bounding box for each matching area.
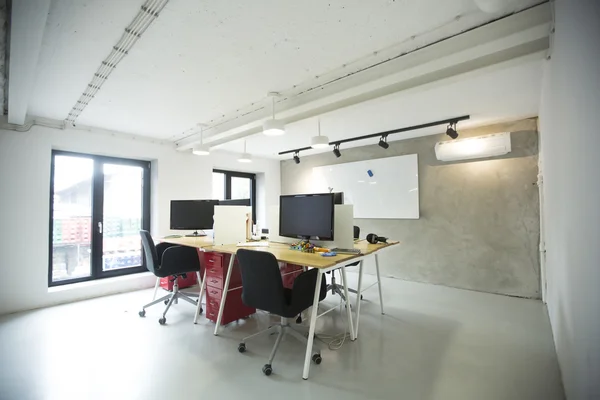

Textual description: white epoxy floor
[0,273,564,400]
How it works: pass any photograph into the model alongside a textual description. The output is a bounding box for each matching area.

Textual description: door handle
[98,222,103,234]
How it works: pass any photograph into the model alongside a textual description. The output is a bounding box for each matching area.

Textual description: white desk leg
[302,270,323,380]
[340,266,356,341]
[152,277,160,300]
[214,254,235,336]
[375,253,384,315]
[194,268,207,324]
[353,260,364,339]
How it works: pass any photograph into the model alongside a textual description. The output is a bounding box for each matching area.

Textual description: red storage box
[160,272,197,291]
[205,287,255,325]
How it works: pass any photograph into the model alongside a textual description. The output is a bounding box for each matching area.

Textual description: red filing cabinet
[280,263,303,289]
[204,252,256,325]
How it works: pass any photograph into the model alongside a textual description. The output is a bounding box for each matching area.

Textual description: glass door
[50,155,94,282]
[49,151,150,286]
[101,164,146,274]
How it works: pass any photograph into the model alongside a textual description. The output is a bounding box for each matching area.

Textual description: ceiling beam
[175,3,551,151]
[7,0,51,125]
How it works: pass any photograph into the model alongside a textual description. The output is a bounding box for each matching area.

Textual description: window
[212,169,256,223]
[49,151,151,286]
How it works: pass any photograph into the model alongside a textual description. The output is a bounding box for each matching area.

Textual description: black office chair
[327,225,362,302]
[138,230,201,325]
[236,249,327,376]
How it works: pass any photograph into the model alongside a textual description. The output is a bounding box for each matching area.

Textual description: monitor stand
[185,231,207,237]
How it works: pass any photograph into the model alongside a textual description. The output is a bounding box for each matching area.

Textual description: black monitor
[333,192,344,205]
[219,198,251,206]
[279,193,335,241]
[170,200,218,235]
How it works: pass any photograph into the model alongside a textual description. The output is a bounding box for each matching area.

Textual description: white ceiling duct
[434,132,511,161]
[474,0,514,14]
[65,0,170,124]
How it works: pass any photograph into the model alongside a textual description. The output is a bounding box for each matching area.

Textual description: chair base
[238,317,322,376]
[326,271,361,303]
[139,277,199,325]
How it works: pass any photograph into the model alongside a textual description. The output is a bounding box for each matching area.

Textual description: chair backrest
[354,225,360,240]
[236,249,287,315]
[140,230,158,274]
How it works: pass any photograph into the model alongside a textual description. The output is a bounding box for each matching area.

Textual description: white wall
[539,1,600,398]
[0,125,280,314]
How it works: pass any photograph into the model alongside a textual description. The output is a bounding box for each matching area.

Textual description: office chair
[326,225,362,302]
[138,230,201,325]
[235,249,327,376]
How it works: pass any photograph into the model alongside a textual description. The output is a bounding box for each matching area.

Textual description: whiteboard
[311,154,419,219]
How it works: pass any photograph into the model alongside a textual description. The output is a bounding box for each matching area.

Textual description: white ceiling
[26,0,542,140]
[216,57,544,158]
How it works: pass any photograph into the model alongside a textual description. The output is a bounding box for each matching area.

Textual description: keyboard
[237,242,269,247]
[330,248,361,255]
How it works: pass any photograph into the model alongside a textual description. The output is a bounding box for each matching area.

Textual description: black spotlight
[333,144,341,158]
[378,135,389,149]
[293,151,300,164]
[446,122,459,139]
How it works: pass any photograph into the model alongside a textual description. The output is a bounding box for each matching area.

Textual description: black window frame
[48,150,151,287]
[213,169,257,223]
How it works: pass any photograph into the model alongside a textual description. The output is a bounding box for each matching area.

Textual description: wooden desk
[207,240,398,380]
[164,236,399,380]
[160,236,214,248]
[208,242,360,269]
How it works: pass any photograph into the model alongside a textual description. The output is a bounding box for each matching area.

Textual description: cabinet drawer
[206,286,223,300]
[206,275,224,291]
[206,296,221,321]
[204,253,223,269]
[205,265,224,279]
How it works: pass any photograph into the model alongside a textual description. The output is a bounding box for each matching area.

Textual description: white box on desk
[213,206,251,245]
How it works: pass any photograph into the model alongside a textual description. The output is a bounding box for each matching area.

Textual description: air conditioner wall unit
[434,132,511,162]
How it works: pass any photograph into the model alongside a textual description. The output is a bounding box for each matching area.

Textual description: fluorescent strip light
[434,132,511,162]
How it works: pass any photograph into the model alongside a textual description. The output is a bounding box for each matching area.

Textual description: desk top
[352,239,398,255]
[159,236,399,269]
[207,242,357,269]
[160,236,214,248]
[208,240,399,269]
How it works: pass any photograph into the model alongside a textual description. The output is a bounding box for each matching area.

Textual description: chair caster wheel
[138,310,146,317]
[164,300,169,305]
[158,317,166,325]
[296,315,302,324]
[238,343,246,353]
[312,354,322,365]
[199,307,203,314]
[360,294,363,300]
[262,364,272,376]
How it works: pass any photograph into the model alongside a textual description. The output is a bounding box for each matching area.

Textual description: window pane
[102,164,144,271]
[52,155,93,282]
[212,172,225,200]
[231,176,251,200]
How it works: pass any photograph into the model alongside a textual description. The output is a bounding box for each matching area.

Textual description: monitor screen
[170,200,218,230]
[279,193,335,241]
[219,198,251,206]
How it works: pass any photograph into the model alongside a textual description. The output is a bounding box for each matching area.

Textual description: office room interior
[0,0,597,399]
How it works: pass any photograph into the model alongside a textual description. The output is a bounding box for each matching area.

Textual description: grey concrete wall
[281,119,540,299]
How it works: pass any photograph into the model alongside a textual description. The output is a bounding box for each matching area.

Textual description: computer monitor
[219,198,251,206]
[333,192,344,205]
[170,200,218,235]
[279,193,335,241]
